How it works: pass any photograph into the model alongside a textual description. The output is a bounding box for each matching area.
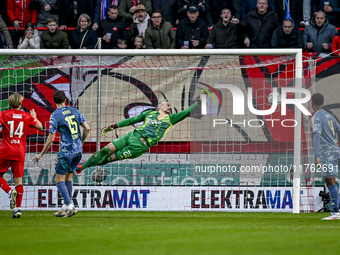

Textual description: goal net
[0,49,321,212]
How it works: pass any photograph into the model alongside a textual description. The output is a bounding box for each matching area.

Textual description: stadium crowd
[0,0,340,52]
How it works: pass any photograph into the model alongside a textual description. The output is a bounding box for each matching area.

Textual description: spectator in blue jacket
[317,0,340,27]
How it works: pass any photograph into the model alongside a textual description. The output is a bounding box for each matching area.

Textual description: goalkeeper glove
[101,124,118,136]
[197,89,209,104]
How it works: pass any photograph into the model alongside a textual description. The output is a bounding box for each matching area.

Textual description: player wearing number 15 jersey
[0,93,43,218]
[33,91,90,218]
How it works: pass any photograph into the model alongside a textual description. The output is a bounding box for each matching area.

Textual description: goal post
[0,49,318,213]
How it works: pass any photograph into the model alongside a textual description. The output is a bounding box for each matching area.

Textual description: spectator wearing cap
[178,0,213,27]
[205,8,245,49]
[176,5,208,49]
[93,0,122,30]
[127,4,151,48]
[118,0,152,27]
[97,4,128,48]
[271,19,303,48]
[244,0,280,48]
[144,10,176,49]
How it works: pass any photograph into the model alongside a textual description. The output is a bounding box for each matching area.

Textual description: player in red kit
[0,93,43,218]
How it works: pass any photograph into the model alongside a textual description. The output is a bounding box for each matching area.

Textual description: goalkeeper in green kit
[76,95,203,173]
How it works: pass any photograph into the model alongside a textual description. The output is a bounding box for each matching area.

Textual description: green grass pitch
[1,211,339,255]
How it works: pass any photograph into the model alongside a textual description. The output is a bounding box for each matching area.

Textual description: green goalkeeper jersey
[116,102,200,146]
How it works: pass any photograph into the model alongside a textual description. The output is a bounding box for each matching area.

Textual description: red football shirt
[0,109,38,161]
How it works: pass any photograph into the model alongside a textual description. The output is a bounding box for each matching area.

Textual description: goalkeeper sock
[328,184,339,213]
[98,154,114,165]
[0,177,11,193]
[56,181,71,206]
[82,146,111,169]
[65,181,72,198]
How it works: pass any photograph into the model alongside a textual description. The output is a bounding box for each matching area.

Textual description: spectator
[178,0,213,27]
[300,0,316,27]
[7,0,38,48]
[303,11,337,52]
[56,0,94,30]
[29,0,60,35]
[176,5,208,49]
[0,15,13,48]
[317,0,340,27]
[0,0,8,22]
[97,5,128,49]
[144,11,176,49]
[331,29,340,56]
[127,4,151,48]
[209,0,241,24]
[274,0,302,24]
[240,0,275,21]
[118,0,152,27]
[40,17,69,50]
[271,19,303,48]
[205,8,246,49]
[244,0,280,48]
[93,0,122,31]
[117,38,127,48]
[69,14,98,49]
[152,0,177,27]
[134,34,144,48]
[18,22,40,49]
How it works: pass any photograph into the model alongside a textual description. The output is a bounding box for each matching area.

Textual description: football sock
[15,185,24,208]
[82,146,111,169]
[99,154,114,165]
[56,181,71,206]
[65,181,72,198]
[328,184,339,213]
[0,177,11,193]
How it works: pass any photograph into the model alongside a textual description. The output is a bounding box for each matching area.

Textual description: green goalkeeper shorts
[112,131,150,160]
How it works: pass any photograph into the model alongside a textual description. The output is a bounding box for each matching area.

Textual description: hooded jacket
[18,29,40,49]
[144,19,176,49]
[128,13,152,47]
[303,14,337,52]
[7,0,38,26]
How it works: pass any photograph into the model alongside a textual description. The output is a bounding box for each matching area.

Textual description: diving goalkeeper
[76,96,202,173]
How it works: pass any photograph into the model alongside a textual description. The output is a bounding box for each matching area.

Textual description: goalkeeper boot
[54,204,67,217]
[12,209,21,219]
[64,206,77,218]
[76,161,86,174]
[9,190,17,209]
[322,212,340,220]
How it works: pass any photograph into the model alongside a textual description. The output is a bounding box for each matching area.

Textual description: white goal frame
[0,49,304,213]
